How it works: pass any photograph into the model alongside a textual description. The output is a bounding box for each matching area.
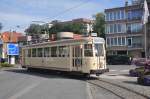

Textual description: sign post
[7,43,19,64]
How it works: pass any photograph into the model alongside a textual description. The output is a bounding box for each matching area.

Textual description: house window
[117,24,122,33]
[117,11,121,20]
[106,38,110,46]
[118,37,122,45]
[114,38,117,45]
[121,10,125,19]
[127,38,132,47]
[122,37,126,45]
[110,38,115,46]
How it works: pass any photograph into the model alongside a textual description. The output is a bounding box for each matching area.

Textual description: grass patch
[0,62,14,67]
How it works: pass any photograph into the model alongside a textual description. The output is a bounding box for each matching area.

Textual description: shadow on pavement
[4,68,98,81]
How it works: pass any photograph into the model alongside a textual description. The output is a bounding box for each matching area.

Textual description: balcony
[126,30,143,36]
[127,17,142,21]
[128,43,143,50]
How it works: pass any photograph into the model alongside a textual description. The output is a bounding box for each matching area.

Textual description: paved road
[0,65,149,99]
[0,69,90,99]
[100,65,136,81]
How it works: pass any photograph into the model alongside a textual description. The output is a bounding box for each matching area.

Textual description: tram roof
[22,37,105,48]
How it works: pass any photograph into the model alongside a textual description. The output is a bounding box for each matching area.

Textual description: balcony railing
[127,30,143,34]
[127,17,142,21]
[128,43,143,49]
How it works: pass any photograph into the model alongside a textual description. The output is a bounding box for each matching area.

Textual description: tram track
[87,78,149,99]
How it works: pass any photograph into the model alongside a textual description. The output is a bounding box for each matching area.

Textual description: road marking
[8,82,41,99]
[86,82,93,99]
[120,70,129,72]
[109,70,117,72]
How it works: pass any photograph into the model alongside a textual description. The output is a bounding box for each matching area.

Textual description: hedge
[107,55,131,65]
[0,63,14,67]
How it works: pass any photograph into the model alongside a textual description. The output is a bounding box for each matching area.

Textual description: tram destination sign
[7,43,19,55]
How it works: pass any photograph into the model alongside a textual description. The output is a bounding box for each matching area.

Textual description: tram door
[22,49,25,65]
[95,44,104,69]
[72,45,83,71]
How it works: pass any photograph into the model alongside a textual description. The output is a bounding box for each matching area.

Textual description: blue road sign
[7,43,19,55]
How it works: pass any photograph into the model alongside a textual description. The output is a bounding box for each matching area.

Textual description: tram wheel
[83,73,90,78]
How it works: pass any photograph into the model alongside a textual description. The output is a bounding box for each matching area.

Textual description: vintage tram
[21,36,109,76]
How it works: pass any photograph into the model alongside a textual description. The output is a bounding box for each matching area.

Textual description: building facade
[105,0,150,58]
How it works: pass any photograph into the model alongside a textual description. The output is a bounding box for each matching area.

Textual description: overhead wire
[13,0,92,31]
[36,0,92,22]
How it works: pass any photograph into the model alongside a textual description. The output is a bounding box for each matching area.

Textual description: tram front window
[95,44,104,56]
[84,44,93,57]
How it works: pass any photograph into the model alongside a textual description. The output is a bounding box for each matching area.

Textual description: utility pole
[144,23,147,60]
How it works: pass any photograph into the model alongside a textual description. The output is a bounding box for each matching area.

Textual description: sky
[0,0,131,33]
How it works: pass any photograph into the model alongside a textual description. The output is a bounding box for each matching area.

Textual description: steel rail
[87,78,149,99]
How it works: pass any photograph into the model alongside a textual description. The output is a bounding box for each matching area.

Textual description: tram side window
[28,49,31,57]
[58,46,69,57]
[51,47,57,57]
[32,48,37,57]
[38,48,43,57]
[44,47,50,57]
[95,44,104,56]
[74,46,82,57]
[64,46,69,57]
[84,44,93,57]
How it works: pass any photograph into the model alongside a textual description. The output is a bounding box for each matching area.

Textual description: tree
[25,24,44,36]
[93,13,105,38]
[48,22,84,35]
[0,23,3,31]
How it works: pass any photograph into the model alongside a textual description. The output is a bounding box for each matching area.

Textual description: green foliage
[93,13,105,38]
[25,24,45,36]
[25,22,85,37]
[0,63,14,67]
[107,55,131,65]
[49,23,84,35]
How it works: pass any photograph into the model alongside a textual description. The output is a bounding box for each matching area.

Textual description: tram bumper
[90,68,109,75]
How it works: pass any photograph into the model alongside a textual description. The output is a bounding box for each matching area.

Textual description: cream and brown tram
[21,37,109,76]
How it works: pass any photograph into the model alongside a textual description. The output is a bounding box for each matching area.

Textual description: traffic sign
[7,43,19,55]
